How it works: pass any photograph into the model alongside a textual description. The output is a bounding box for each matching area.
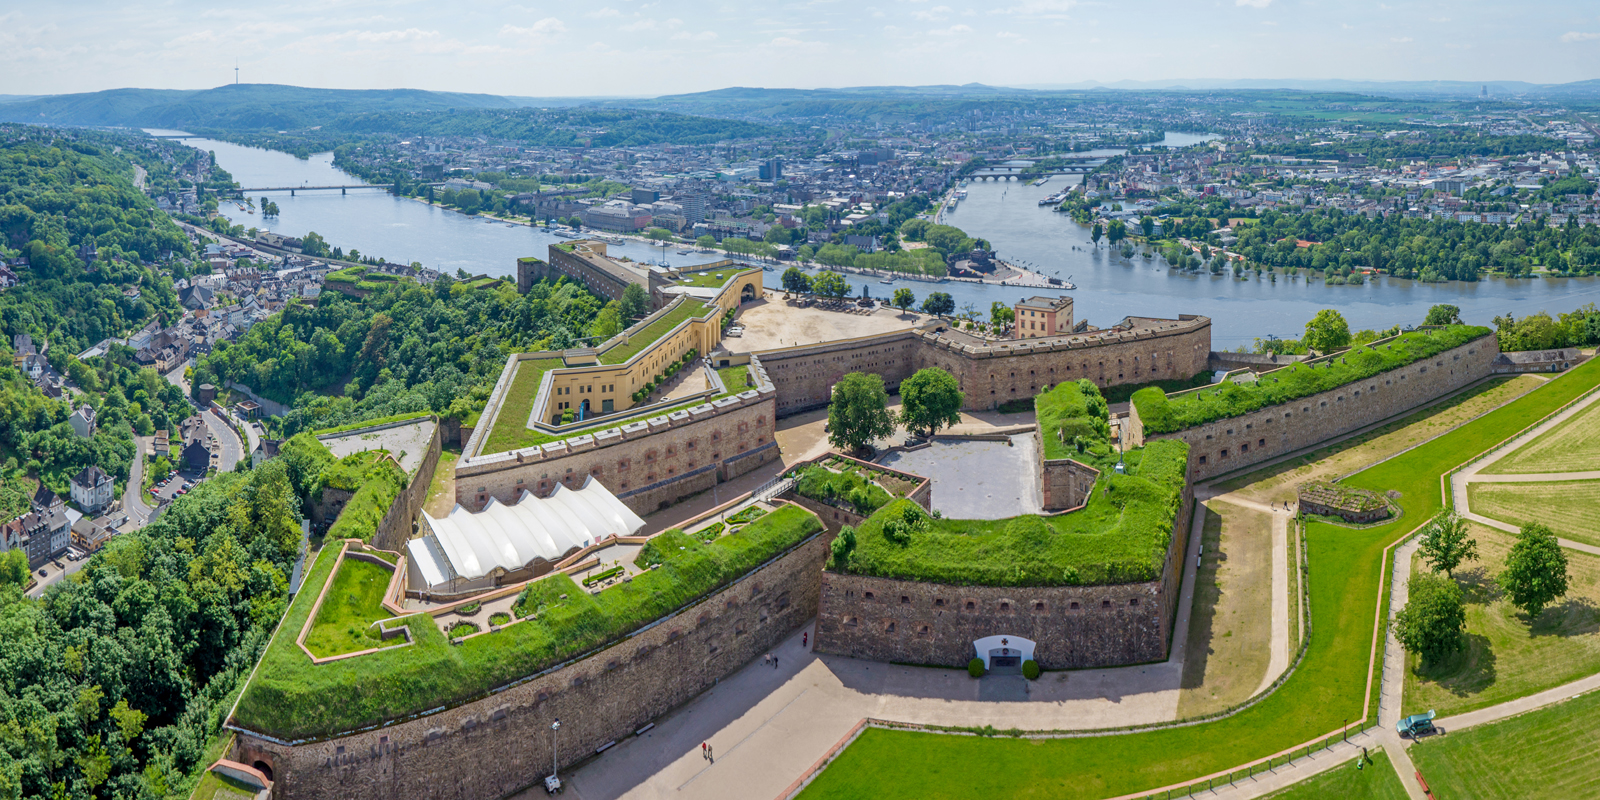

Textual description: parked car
[37,568,47,578]
[1397,710,1437,739]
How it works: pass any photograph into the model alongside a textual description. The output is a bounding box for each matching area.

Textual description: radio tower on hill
[235,60,239,85]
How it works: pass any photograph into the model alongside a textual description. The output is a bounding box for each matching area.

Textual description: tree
[921,292,955,316]
[1500,523,1570,620]
[898,368,963,437]
[1107,220,1126,246]
[589,303,624,341]
[827,372,895,455]
[811,270,850,299]
[1141,216,1155,238]
[1418,511,1477,578]
[990,301,1014,328]
[781,266,812,294]
[645,227,673,241]
[1091,222,1103,247]
[619,283,650,321]
[1425,304,1463,326]
[697,235,716,249]
[1392,572,1467,665]
[891,287,916,314]
[1303,309,1352,353]
[0,548,26,587]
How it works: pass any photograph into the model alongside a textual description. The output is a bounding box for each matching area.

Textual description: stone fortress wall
[813,483,1195,670]
[234,527,831,800]
[1132,333,1498,482]
[754,314,1213,417]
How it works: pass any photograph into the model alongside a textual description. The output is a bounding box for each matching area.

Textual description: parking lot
[147,467,206,504]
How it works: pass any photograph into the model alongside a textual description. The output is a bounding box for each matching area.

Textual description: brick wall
[1038,428,1100,511]
[1133,334,1497,482]
[758,331,921,417]
[233,528,830,800]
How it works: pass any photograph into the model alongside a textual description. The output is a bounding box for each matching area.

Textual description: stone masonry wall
[1134,335,1497,482]
[234,528,830,800]
[758,331,921,417]
[1039,437,1100,512]
[814,486,1194,670]
[456,394,777,516]
[369,422,441,552]
[913,316,1212,412]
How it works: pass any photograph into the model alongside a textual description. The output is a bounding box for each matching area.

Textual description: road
[26,555,87,599]
[123,436,155,530]
[206,408,244,472]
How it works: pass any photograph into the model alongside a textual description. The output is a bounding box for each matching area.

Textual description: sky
[2,0,1599,97]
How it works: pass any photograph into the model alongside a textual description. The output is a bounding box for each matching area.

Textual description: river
[158,130,1598,347]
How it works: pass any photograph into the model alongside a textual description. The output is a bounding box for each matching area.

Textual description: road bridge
[234,184,394,196]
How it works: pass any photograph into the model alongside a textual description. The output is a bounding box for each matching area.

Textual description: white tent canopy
[407,477,645,588]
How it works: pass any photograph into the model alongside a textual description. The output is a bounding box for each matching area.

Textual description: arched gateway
[972,635,1036,672]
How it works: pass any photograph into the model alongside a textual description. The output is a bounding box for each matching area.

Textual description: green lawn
[597,300,711,365]
[1479,393,1600,474]
[234,505,823,740]
[1408,689,1600,799]
[1402,525,1600,717]
[480,357,564,455]
[1176,501,1274,718]
[302,556,407,658]
[675,267,755,289]
[718,364,753,394]
[1261,748,1408,800]
[190,772,260,800]
[795,355,1600,800]
[1468,479,1600,548]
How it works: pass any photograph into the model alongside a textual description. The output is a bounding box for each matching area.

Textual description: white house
[70,465,115,516]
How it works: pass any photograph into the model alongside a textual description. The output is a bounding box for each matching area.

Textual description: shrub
[968,658,985,678]
[488,612,512,626]
[795,466,893,515]
[448,621,480,639]
[1133,325,1492,434]
[1022,660,1041,680]
[727,506,769,525]
[458,601,481,616]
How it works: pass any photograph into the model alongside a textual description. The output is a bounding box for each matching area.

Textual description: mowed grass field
[1260,749,1408,800]
[1480,392,1600,474]
[1403,525,1600,717]
[794,353,1600,800]
[1468,479,1600,548]
[1177,501,1275,718]
[302,556,406,658]
[1409,689,1600,799]
[1218,376,1540,507]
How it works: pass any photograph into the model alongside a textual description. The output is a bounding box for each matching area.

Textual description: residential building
[70,466,115,516]
[1013,296,1075,339]
[68,405,96,439]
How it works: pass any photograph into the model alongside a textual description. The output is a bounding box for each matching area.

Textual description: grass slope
[796,355,1600,800]
[1261,748,1408,800]
[1176,501,1274,718]
[1479,393,1600,474]
[303,557,406,658]
[1402,525,1600,717]
[598,301,710,365]
[1408,689,1600,799]
[234,505,822,740]
[480,357,564,455]
[1468,479,1600,548]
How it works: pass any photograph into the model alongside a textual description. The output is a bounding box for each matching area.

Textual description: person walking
[701,742,708,761]
[803,632,808,649]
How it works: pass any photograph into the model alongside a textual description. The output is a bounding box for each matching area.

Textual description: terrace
[231,503,824,741]
[597,299,713,365]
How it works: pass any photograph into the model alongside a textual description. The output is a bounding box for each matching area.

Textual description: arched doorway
[252,761,275,782]
[579,399,590,420]
[972,634,1036,673]
[741,282,756,303]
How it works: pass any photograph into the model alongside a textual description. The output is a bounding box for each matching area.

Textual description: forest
[195,276,604,435]
[0,455,319,800]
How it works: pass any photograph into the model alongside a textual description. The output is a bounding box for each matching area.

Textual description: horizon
[3,0,1596,97]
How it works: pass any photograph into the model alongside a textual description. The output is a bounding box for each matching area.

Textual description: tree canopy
[827,372,895,455]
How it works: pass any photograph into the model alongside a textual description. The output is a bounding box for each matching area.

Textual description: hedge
[234,504,822,740]
[795,465,894,515]
[1036,379,1112,462]
[1133,325,1492,435]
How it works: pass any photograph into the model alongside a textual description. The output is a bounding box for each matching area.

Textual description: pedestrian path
[1452,385,1600,557]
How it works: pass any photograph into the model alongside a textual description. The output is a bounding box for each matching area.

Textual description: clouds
[1560,31,1599,43]
[500,19,566,38]
[1235,0,1273,7]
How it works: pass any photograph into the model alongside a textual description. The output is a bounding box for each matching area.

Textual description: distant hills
[5,78,1600,136]
[0,84,518,130]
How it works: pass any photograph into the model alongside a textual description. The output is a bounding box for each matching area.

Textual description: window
[900,596,910,605]
[1033,601,1046,612]
[1198,455,1207,465]
[1259,438,1266,448]
[934,598,945,607]
[1101,599,1112,609]
[885,621,896,633]
[1070,601,1080,610]
[1129,598,1140,607]
[864,591,875,600]
[965,601,976,610]
[999,601,1011,611]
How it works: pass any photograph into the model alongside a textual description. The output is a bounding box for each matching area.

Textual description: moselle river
[160,130,1599,346]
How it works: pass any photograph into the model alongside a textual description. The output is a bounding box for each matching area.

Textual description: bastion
[814,380,1195,670]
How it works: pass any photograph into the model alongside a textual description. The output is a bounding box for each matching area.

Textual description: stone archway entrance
[972,635,1036,673]
[741,282,757,303]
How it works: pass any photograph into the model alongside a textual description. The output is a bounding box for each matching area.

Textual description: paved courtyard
[320,417,437,476]
[724,299,922,353]
[879,434,1042,518]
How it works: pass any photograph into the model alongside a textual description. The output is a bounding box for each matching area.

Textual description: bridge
[234,185,394,196]
[966,162,1106,180]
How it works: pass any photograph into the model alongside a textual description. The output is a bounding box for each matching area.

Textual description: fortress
[223,243,1506,799]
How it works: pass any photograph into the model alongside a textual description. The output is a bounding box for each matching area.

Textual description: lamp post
[546,718,562,794]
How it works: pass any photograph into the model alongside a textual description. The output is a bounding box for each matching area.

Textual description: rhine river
[162,130,1600,347]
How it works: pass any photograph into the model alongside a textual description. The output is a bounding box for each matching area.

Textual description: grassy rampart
[796,352,1600,800]
[598,300,712,365]
[1133,325,1492,435]
[232,504,822,741]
